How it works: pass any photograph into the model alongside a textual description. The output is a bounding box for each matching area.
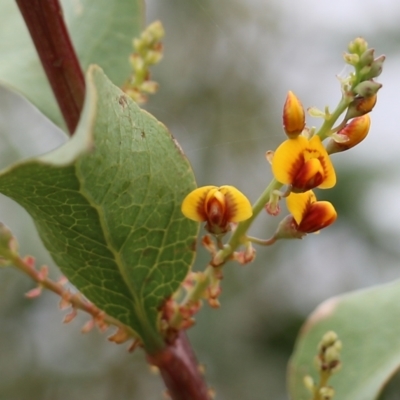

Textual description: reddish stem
[148,332,211,400]
[16,0,85,134]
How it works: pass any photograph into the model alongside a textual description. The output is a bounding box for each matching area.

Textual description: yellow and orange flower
[283,91,305,138]
[326,114,371,154]
[181,186,252,235]
[286,191,337,234]
[272,135,336,192]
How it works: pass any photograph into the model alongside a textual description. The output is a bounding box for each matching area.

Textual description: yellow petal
[181,186,217,221]
[272,136,308,185]
[286,191,316,225]
[219,185,252,222]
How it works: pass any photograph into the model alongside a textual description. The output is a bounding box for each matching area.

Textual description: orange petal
[307,136,336,189]
[292,158,324,192]
[181,186,217,221]
[272,136,308,185]
[219,185,252,222]
[286,191,316,225]
[298,201,337,233]
[336,115,370,150]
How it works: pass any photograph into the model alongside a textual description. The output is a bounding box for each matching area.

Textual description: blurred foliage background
[0,0,400,399]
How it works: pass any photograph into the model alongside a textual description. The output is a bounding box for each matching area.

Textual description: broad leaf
[288,280,400,400]
[0,66,198,352]
[0,0,144,130]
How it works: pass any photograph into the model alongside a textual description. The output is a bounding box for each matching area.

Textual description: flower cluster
[174,38,383,327]
[123,21,165,103]
[304,331,343,400]
[269,37,382,237]
[181,38,382,243]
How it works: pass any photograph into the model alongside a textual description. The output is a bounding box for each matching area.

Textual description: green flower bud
[353,80,382,98]
[348,37,368,55]
[343,52,359,66]
[320,331,338,348]
[325,346,340,364]
[359,48,375,67]
[363,55,385,80]
[146,20,165,42]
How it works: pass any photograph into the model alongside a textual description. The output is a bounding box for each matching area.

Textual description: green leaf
[0,65,198,352]
[0,0,144,130]
[288,280,400,400]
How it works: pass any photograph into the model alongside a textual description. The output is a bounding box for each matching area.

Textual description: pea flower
[286,191,337,234]
[272,135,336,192]
[181,186,252,235]
[282,91,305,138]
[326,115,371,154]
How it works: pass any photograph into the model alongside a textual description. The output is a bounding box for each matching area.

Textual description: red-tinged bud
[81,319,95,334]
[353,80,382,98]
[327,115,370,154]
[23,255,36,269]
[283,91,305,138]
[63,309,78,324]
[345,94,377,120]
[25,286,43,299]
[37,265,49,281]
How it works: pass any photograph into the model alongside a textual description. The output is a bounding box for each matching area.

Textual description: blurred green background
[0,0,400,399]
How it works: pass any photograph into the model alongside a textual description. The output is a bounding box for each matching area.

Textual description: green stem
[216,178,282,263]
[247,236,276,246]
[316,97,350,141]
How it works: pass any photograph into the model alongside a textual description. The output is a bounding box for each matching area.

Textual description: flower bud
[326,115,370,154]
[363,55,385,80]
[343,52,359,66]
[145,20,165,42]
[320,331,338,348]
[359,48,375,67]
[344,94,377,120]
[348,37,368,55]
[282,91,305,138]
[353,80,382,98]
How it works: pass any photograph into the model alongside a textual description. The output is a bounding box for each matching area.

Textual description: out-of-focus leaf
[0,0,144,130]
[288,280,400,400]
[0,66,198,352]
